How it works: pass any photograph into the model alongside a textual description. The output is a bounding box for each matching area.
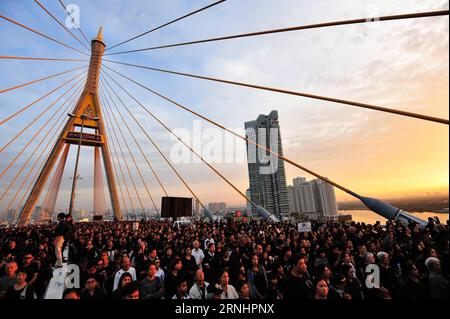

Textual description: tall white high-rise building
[311,178,338,217]
[293,177,306,187]
[245,110,289,220]
[287,177,337,217]
[287,181,316,213]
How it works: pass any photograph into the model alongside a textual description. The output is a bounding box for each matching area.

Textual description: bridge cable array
[106,0,227,51]
[105,10,449,55]
[0,3,448,221]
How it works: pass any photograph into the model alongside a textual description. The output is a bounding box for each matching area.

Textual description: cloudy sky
[0,0,448,215]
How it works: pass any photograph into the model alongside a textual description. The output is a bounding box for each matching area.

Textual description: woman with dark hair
[111,272,133,299]
[183,246,198,285]
[311,278,329,299]
[341,264,363,299]
[164,257,182,299]
[5,268,36,299]
[239,282,252,299]
[247,254,268,299]
[217,270,239,299]
[315,264,333,288]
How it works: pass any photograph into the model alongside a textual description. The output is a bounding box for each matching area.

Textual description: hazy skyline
[0,0,448,213]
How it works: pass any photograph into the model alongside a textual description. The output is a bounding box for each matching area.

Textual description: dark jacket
[80,287,107,299]
[140,276,164,299]
[55,221,69,237]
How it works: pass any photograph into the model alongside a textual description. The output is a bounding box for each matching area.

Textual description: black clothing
[283,272,310,300]
[80,287,107,299]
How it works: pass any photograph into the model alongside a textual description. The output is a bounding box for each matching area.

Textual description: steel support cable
[101,71,257,208]
[103,96,146,218]
[99,75,168,197]
[99,77,207,211]
[103,61,449,125]
[58,0,91,45]
[8,87,84,218]
[97,90,130,217]
[101,67,358,196]
[0,83,84,204]
[100,91,138,217]
[33,0,90,51]
[0,15,89,56]
[100,89,133,217]
[0,65,86,94]
[0,70,86,126]
[105,10,449,55]
[0,74,87,180]
[106,0,228,51]
[0,74,86,154]
[0,56,88,62]
[97,89,130,218]
[99,84,159,215]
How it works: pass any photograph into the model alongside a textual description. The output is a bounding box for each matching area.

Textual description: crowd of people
[0,213,448,300]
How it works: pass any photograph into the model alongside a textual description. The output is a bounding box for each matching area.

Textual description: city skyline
[0,0,448,215]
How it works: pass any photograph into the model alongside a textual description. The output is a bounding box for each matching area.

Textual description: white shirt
[155,268,165,282]
[191,248,204,267]
[113,267,137,291]
[189,282,209,299]
[220,285,239,299]
[172,294,191,299]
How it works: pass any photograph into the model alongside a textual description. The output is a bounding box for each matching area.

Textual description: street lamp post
[67,113,99,215]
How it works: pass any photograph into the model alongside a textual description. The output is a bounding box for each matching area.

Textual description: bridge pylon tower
[17,28,122,226]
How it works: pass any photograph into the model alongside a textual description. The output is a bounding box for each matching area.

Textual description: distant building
[293,177,306,186]
[194,199,200,216]
[287,182,316,214]
[287,177,337,218]
[208,202,226,213]
[245,110,289,220]
[311,178,338,217]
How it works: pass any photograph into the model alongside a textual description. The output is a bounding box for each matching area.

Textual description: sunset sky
[0,0,448,214]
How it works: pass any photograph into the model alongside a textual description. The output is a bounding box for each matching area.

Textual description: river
[339,210,449,224]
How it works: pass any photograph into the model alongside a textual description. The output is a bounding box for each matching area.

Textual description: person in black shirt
[400,263,426,299]
[164,257,182,299]
[5,268,36,299]
[202,243,220,283]
[111,272,133,299]
[61,214,75,262]
[140,263,164,299]
[80,275,107,299]
[21,253,39,287]
[54,213,68,268]
[182,247,198,285]
[283,255,312,300]
[342,264,363,299]
[266,273,281,299]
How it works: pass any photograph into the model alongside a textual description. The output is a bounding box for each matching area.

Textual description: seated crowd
[0,216,448,300]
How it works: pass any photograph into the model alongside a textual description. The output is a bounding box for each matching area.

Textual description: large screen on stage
[161,197,192,218]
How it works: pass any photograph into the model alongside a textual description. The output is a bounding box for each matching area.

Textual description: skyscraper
[288,177,338,218]
[293,177,306,186]
[245,110,289,220]
[311,178,338,217]
[287,182,317,213]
